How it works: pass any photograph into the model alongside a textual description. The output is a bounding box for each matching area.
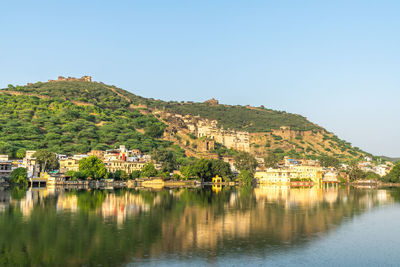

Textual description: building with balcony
[0,161,12,179]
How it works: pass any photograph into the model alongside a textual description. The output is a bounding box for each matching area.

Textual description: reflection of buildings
[56,194,78,212]
[159,188,314,253]
[254,185,290,204]
[12,188,56,217]
[101,193,151,224]
[153,186,395,256]
[55,191,155,224]
[253,185,344,207]
[1,186,396,261]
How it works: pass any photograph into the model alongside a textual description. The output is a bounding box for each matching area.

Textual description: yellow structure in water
[212,184,222,194]
[212,175,223,184]
[29,172,56,188]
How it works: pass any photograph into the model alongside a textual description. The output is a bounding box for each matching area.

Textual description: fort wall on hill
[160,112,250,152]
[48,75,92,83]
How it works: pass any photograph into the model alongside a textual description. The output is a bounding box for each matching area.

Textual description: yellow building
[105,161,146,174]
[59,158,79,173]
[212,175,223,184]
[291,166,323,183]
[254,169,293,185]
[323,171,339,183]
[255,166,323,185]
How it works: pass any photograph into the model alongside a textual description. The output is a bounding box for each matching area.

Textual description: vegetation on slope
[156,102,320,132]
[249,130,369,161]
[380,156,400,163]
[6,81,321,132]
[1,79,370,161]
[6,82,133,109]
[65,83,321,132]
[0,93,168,157]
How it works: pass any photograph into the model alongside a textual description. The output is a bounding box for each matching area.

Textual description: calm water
[1,185,400,266]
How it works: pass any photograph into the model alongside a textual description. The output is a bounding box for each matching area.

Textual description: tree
[348,161,366,181]
[180,165,196,179]
[234,152,258,173]
[140,163,158,177]
[65,170,85,181]
[9,167,28,187]
[79,156,107,180]
[10,186,27,200]
[113,170,129,181]
[151,149,176,172]
[238,170,253,185]
[15,148,26,159]
[193,158,213,182]
[34,150,59,172]
[264,153,280,168]
[157,171,169,178]
[130,170,141,179]
[210,159,233,181]
[172,173,181,180]
[384,163,400,183]
[320,156,340,169]
[365,171,380,180]
[145,124,164,138]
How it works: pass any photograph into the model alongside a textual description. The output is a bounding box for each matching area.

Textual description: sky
[0,0,399,157]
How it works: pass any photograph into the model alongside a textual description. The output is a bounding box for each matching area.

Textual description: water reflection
[0,185,396,266]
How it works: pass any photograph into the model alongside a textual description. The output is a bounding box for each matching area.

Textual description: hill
[380,156,400,163]
[0,77,370,161]
[0,81,173,156]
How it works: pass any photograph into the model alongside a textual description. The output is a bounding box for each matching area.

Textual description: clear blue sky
[1,0,399,157]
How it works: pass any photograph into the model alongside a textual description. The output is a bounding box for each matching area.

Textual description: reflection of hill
[150,187,392,257]
[0,187,394,266]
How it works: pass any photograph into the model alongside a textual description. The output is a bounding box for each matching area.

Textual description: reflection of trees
[9,186,27,200]
[0,187,394,266]
[77,190,106,212]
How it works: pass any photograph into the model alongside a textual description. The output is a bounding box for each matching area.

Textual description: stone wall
[48,75,92,83]
[161,112,250,152]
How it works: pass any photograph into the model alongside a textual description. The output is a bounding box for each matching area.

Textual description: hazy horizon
[1,0,399,157]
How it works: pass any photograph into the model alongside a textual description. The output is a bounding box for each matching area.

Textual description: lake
[0,185,400,266]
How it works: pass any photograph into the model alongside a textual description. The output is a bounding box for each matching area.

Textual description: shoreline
[4,179,400,190]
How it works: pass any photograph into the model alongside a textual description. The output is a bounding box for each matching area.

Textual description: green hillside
[0,79,369,160]
[6,81,322,133]
[156,102,319,132]
[0,85,169,157]
[7,81,133,109]
[380,156,400,163]
[100,87,321,132]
